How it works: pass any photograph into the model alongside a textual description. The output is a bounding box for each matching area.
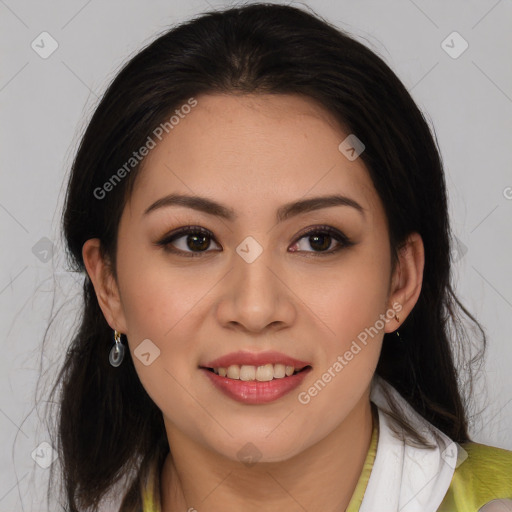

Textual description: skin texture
[83,93,424,512]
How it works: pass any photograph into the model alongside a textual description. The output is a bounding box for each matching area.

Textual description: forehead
[127,93,380,221]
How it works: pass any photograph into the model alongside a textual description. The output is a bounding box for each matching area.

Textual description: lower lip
[200,367,312,404]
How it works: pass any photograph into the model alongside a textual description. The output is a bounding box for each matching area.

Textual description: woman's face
[88,93,417,462]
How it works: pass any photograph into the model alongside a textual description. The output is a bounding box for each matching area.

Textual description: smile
[199,364,312,404]
[205,363,308,381]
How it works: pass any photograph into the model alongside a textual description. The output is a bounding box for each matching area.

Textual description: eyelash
[155,224,354,258]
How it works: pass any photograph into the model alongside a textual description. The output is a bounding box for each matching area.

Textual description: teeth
[213,363,303,381]
[226,365,240,379]
[255,363,274,381]
[240,365,255,381]
[273,364,286,378]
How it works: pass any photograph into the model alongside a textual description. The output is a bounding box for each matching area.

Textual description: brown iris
[187,233,210,251]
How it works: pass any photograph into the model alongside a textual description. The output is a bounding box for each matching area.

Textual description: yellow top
[141,406,512,511]
[344,401,380,510]
[437,441,512,511]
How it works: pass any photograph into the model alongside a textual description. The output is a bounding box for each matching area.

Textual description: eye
[156,224,354,257]
[156,226,220,257]
[289,225,353,255]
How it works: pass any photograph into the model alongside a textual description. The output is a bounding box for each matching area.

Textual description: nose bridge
[234,235,278,309]
[217,234,295,332]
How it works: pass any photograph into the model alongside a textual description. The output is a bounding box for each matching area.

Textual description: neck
[159,396,375,512]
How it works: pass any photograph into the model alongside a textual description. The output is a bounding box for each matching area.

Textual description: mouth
[199,351,313,404]
[199,362,313,404]
[199,363,312,381]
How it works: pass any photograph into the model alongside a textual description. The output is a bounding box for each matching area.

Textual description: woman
[46,3,512,511]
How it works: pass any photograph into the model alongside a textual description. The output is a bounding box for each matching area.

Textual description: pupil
[187,234,209,251]
[310,234,330,251]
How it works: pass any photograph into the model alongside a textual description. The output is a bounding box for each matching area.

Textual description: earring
[109,330,125,367]
[394,313,401,340]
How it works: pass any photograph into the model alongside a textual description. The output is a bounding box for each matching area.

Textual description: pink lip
[201,350,311,369]
[200,366,312,404]
[199,351,312,405]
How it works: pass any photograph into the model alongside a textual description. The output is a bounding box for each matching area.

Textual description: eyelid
[292,225,351,245]
[289,225,354,255]
[155,224,354,256]
[155,225,220,257]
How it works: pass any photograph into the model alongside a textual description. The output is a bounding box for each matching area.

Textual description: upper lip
[201,350,312,369]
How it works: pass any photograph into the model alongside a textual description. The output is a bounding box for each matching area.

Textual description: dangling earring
[394,313,401,340]
[109,330,125,367]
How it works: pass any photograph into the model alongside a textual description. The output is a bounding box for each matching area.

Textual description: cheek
[296,260,388,422]
[305,251,390,343]
[117,245,210,339]
[114,248,206,391]
[117,254,206,428]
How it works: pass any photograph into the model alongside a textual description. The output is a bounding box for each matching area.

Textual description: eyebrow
[143,193,366,222]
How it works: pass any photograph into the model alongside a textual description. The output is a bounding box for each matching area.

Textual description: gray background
[1,0,511,510]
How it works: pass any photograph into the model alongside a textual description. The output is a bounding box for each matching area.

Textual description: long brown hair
[42,3,485,510]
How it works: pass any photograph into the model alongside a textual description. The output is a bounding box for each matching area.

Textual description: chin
[204,429,311,465]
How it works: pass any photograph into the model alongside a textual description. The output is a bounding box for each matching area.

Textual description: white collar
[361,375,458,512]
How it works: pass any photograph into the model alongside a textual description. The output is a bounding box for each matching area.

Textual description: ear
[384,232,424,334]
[82,238,128,334]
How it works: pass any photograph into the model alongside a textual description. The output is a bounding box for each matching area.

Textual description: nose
[215,242,297,334]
